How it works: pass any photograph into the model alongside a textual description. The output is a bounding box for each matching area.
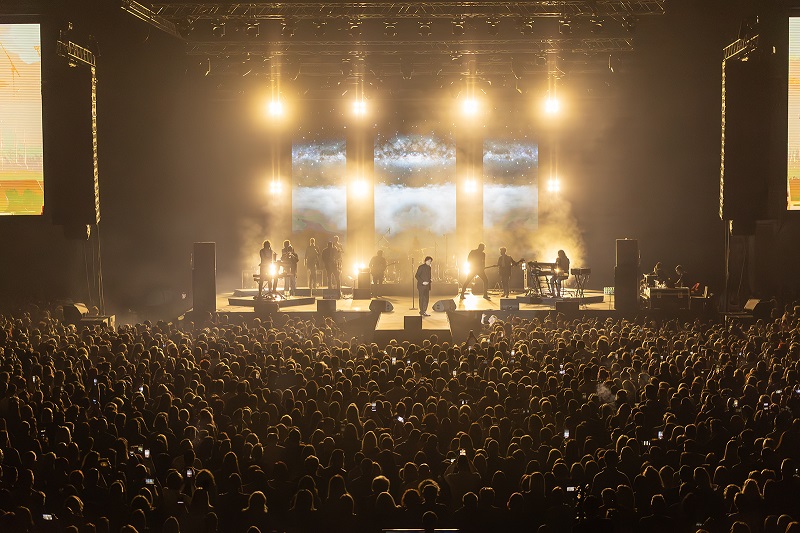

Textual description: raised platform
[228,291,316,308]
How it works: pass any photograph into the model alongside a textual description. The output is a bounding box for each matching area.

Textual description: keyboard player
[550,249,570,298]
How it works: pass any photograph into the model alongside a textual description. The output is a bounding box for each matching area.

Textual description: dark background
[1,0,798,317]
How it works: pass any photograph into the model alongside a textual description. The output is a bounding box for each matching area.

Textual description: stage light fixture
[590,16,604,33]
[558,18,572,35]
[351,179,368,196]
[545,96,560,114]
[621,16,637,33]
[313,20,327,37]
[452,17,465,36]
[211,19,226,38]
[461,97,479,116]
[269,180,283,195]
[245,21,260,38]
[348,19,362,37]
[464,179,478,193]
[281,18,296,38]
[419,21,432,37]
[267,99,284,117]
[518,17,535,35]
[462,261,471,274]
[352,99,367,116]
[486,17,500,36]
[384,21,397,38]
[547,177,561,193]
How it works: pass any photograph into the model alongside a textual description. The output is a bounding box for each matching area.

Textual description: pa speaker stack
[192,242,216,315]
[614,239,639,312]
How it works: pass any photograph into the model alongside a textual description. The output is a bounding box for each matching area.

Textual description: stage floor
[215,289,612,331]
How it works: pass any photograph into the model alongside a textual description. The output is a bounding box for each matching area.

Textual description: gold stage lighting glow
[462,261,470,275]
[464,179,478,193]
[461,97,479,116]
[352,99,367,116]
[267,99,284,117]
[269,263,277,276]
[544,96,560,114]
[269,180,283,195]
[351,180,368,196]
[547,177,561,193]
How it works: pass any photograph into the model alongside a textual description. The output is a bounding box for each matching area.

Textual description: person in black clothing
[460,243,491,300]
[320,241,342,292]
[281,245,300,296]
[550,249,570,298]
[258,240,277,298]
[369,250,388,291]
[415,256,433,316]
[496,247,520,298]
[305,238,320,289]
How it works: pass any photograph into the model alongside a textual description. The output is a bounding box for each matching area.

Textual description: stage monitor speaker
[614,265,639,312]
[192,242,216,315]
[404,315,422,331]
[369,299,393,313]
[433,299,456,312]
[323,288,340,299]
[616,239,639,269]
[317,299,336,315]
[500,298,519,311]
[63,303,89,325]
[353,288,371,300]
[744,298,773,320]
[556,300,580,314]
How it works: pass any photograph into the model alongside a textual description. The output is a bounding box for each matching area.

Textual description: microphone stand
[410,256,417,310]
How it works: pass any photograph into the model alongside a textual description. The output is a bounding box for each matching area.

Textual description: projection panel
[0,23,43,215]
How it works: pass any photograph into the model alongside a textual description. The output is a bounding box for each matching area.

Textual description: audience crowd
[1,302,800,533]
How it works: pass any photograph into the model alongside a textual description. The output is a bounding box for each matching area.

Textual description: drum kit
[376,231,459,284]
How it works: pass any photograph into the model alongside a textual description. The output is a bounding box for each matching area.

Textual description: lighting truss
[146,1,666,20]
[186,37,634,57]
[56,39,96,68]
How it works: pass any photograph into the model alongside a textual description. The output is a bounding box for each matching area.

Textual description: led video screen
[483,137,538,246]
[292,137,347,236]
[790,18,800,210]
[0,23,43,215]
[374,132,457,257]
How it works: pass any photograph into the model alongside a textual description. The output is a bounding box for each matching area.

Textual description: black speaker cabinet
[432,299,457,312]
[616,239,639,269]
[369,299,393,313]
[352,288,371,299]
[614,265,639,312]
[358,272,371,289]
[192,242,216,315]
[556,300,580,314]
[404,315,422,331]
[317,299,336,315]
[500,298,519,311]
[63,303,89,325]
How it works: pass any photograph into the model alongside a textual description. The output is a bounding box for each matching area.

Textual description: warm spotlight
[544,96,560,114]
[351,180,368,196]
[462,98,479,116]
[352,99,367,116]
[462,261,470,275]
[547,177,561,193]
[464,179,478,193]
[267,99,284,117]
[269,180,283,195]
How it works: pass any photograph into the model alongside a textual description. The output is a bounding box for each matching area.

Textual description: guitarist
[460,242,492,301]
[497,247,522,298]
